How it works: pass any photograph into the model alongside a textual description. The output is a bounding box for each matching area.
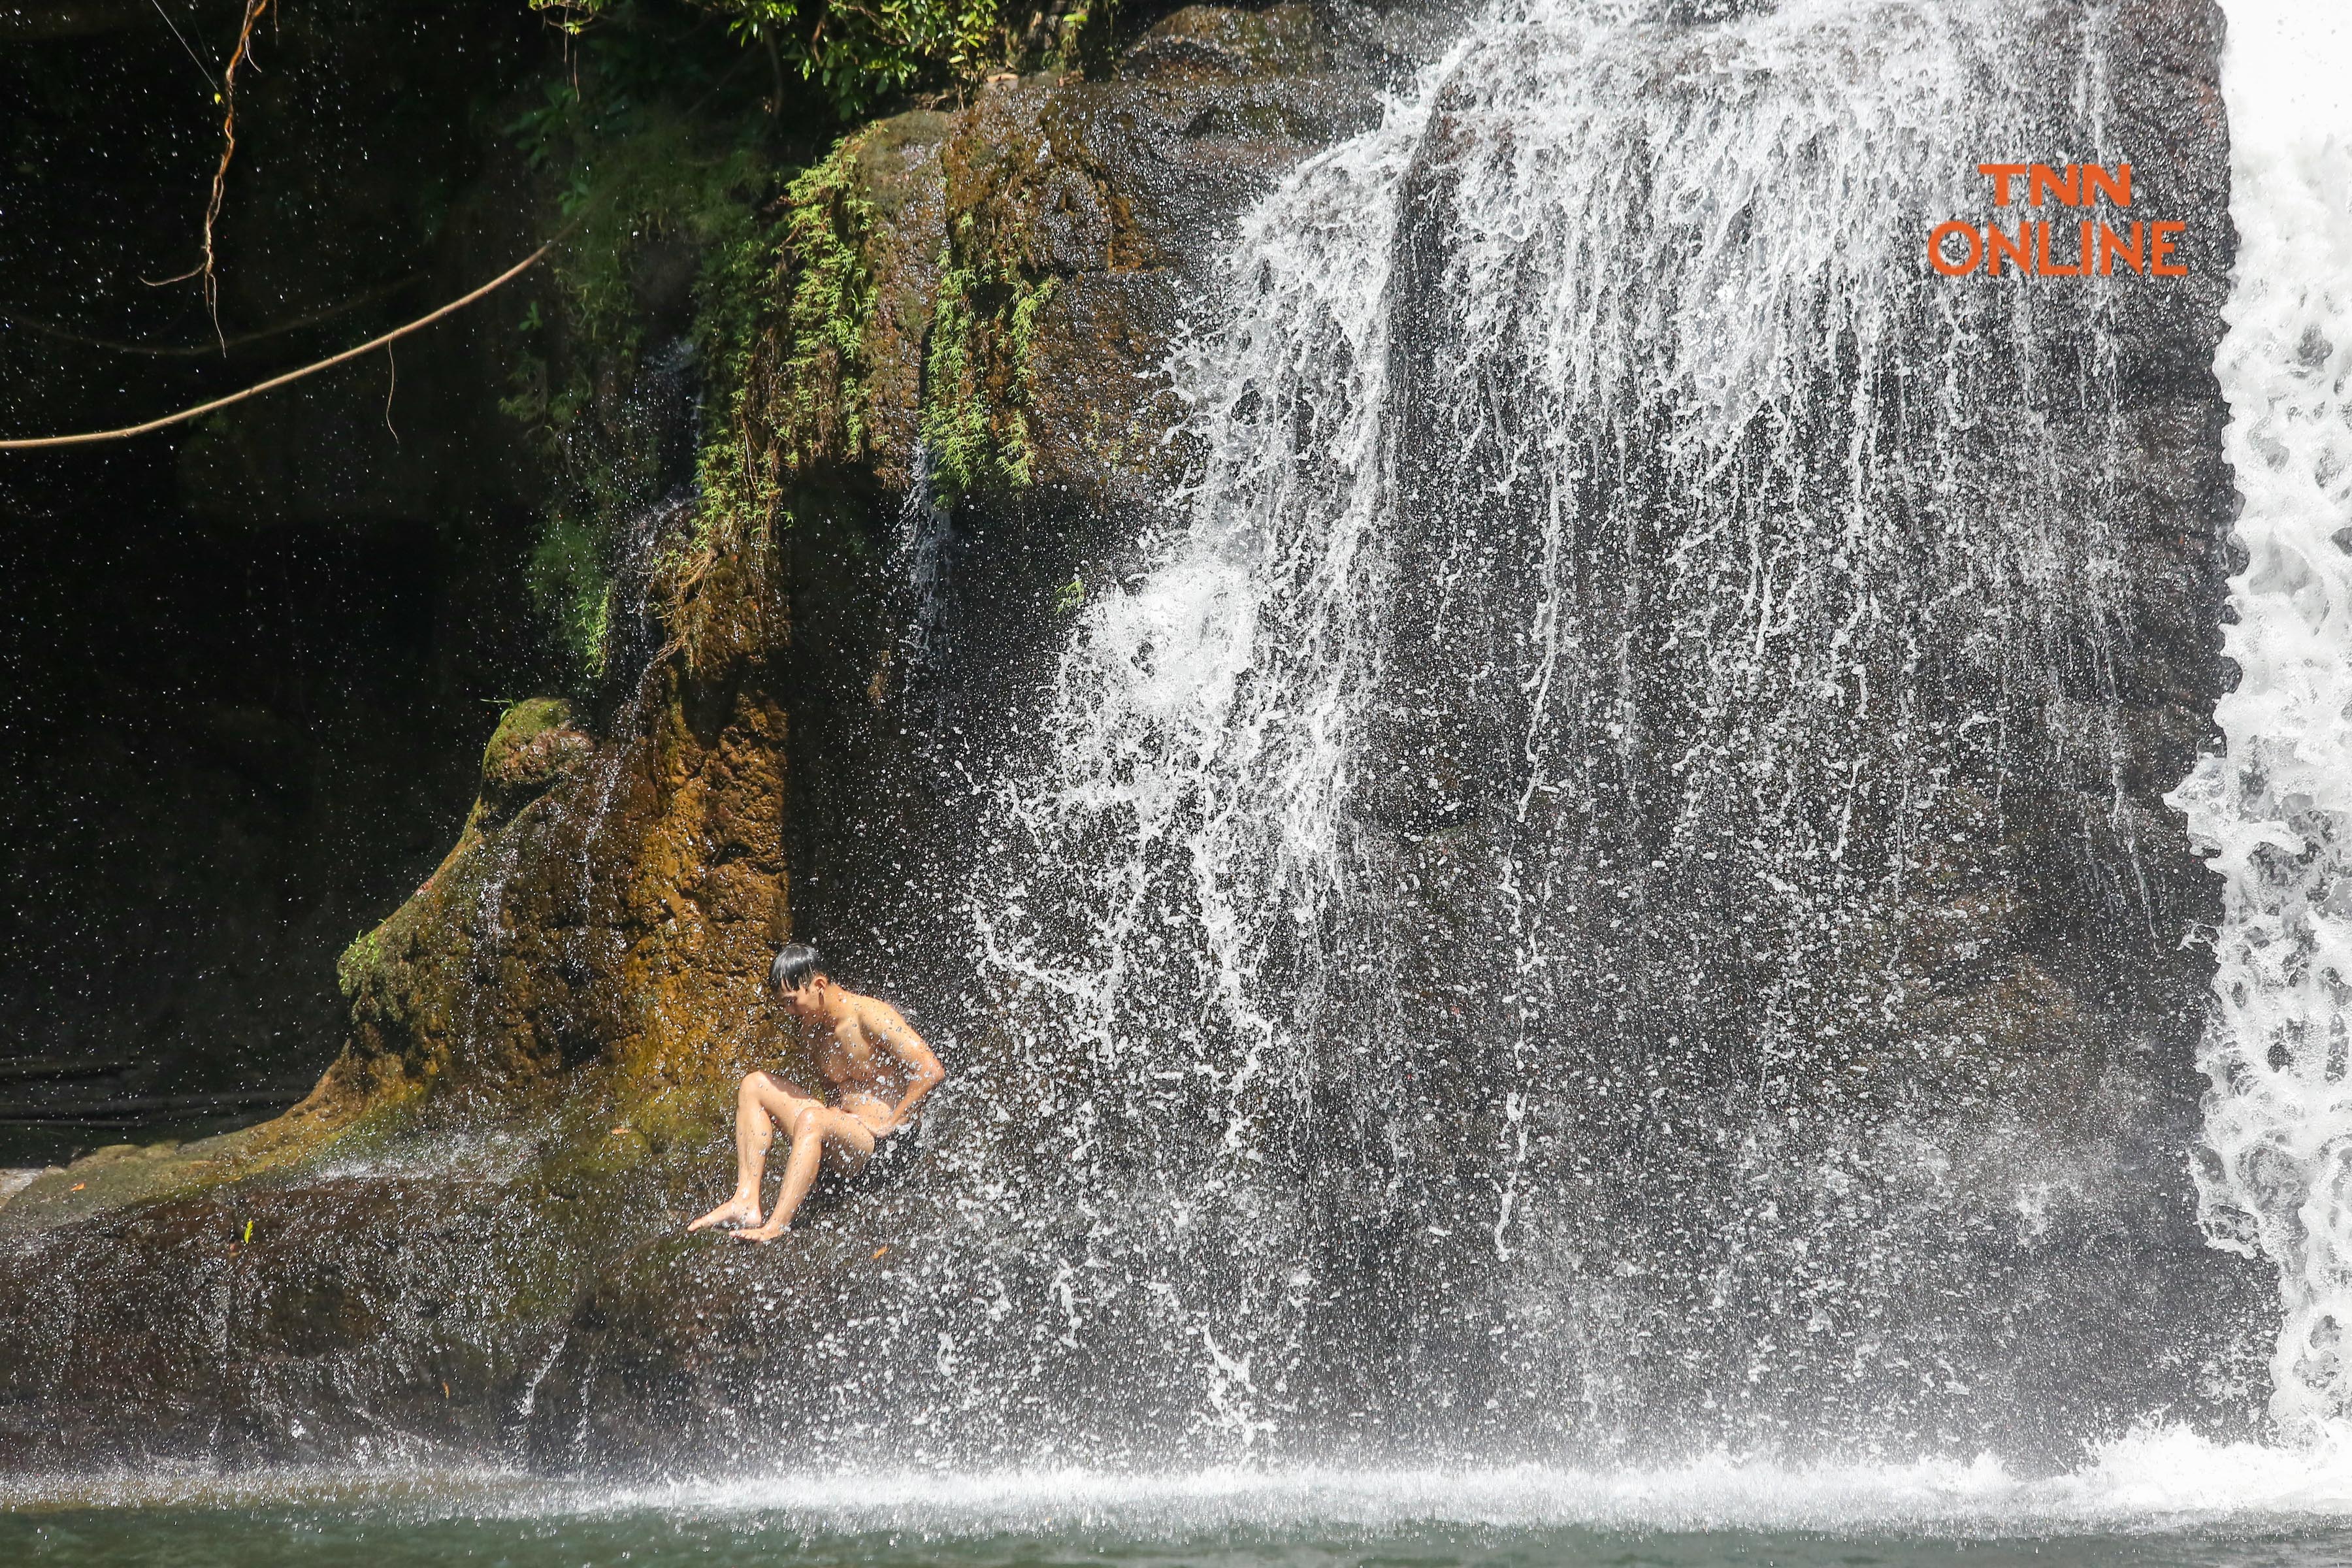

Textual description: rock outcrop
[0,0,1446,1470]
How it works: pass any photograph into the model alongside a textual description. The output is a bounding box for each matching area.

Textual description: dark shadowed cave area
[0,1,561,1159]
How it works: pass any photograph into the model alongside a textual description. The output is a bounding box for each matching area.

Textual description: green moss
[921,258,1055,506]
[336,930,385,1002]
[527,514,615,676]
[777,144,882,468]
[681,129,887,589]
[331,704,587,1045]
[476,696,593,828]
[483,698,577,775]
[920,263,985,496]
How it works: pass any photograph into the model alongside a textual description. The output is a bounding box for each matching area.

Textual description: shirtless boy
[687,943,945,1243]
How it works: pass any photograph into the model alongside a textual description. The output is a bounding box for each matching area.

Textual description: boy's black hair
[769,943,826,993]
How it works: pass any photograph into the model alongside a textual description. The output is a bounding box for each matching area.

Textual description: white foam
[2167,3,2352,1441]
[9,1429,2347,1536]
[608,1434,2352,1536]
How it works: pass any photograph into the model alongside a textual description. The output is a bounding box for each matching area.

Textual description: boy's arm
[876,1008,946,1130]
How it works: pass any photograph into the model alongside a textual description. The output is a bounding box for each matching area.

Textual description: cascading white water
[2168,1,2352,1444]
[955,0,2206,1459]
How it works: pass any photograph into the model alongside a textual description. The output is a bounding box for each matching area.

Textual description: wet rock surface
[0,1088,720,1467]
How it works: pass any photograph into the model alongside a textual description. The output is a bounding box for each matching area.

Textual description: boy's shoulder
[844,988,908,1027]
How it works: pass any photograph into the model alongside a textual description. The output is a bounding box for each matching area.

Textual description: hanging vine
[146,0,277,344]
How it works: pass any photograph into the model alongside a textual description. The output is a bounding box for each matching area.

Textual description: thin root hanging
[146,0,276,346]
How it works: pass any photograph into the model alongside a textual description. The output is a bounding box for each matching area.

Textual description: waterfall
[896,440,958,679]
[2169,2,2352,1443]
[953,0,2217,1460]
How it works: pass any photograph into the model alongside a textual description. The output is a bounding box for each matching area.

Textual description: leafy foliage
[497,9,780,678]
[527,513,617,678]
[774,150,882,464]
[533,0,1021,120]
[922,251,1056,504]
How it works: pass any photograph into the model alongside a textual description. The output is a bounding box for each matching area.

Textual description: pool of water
[7,1433,2351,1568]
[8,1513,2351,1568]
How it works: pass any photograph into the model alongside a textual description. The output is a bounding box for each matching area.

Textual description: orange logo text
[1930,163,2186,278]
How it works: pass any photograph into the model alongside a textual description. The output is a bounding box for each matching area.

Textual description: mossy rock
[0,1074,736,1468]
[1124,3,1328,79]
[479,698,592,824]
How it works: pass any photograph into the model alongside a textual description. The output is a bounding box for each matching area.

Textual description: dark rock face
[521,1185,958,1472]
[0,1092,726,1468]
[1366,0,2242,1146]
[1286,0,2262,1460]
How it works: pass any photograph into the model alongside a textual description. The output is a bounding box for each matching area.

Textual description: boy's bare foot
[727,1219,790,1243]
[687,1197,760,1233]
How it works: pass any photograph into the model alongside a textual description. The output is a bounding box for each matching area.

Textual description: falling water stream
[958,0,2207,1465]
[2168,0,2352,1446]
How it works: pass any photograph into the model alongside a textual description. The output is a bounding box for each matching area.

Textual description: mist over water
[8,1428,2352,1563]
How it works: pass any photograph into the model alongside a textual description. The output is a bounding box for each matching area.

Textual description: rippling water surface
[8,1434,2352,1567]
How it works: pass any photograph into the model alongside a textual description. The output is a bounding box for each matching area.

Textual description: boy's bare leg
[731,1105,874,1243]
[689,1072,808,1232]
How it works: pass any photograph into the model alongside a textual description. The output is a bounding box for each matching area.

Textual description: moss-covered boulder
[916,9,1385,517]
[478,698,592,825]
[0,1075,742,1467]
